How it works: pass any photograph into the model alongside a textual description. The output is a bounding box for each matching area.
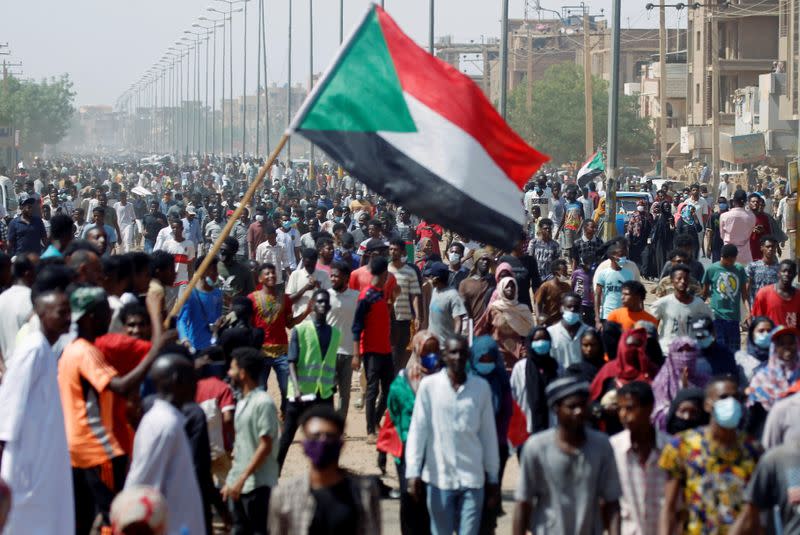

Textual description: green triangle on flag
[294,8,416,133]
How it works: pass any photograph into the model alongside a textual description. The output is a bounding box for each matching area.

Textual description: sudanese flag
[290,5,548,250]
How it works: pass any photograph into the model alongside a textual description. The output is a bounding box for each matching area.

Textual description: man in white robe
[0,286,73,534]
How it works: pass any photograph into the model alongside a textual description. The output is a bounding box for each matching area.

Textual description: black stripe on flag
[299,130,522,251]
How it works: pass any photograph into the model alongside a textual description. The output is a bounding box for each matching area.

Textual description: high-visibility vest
[288,321,341,400]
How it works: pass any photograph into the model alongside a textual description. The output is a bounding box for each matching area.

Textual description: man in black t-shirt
[142,200,167,253]
[268,406,381,534]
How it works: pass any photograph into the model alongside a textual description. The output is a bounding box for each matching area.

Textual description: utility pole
[429,0,435,54]
[710,10,721,199]
[309,0,315,180]
[499,0,509,119]
[287,0,293,161]
[242,0,248,156]
[659,3,668,180]
[526,35,533,113]
[604,0,621,240]
[583,11,594,158]
[256,0,263,157]
[261,0,269,155]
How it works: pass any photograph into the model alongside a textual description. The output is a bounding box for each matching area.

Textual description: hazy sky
[1,0,678,107]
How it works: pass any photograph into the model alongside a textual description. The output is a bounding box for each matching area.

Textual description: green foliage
[508,62,654,165]
[0,74,76,153]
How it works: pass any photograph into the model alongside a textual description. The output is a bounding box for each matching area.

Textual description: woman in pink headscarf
[651,337,709,431]
[476,277,534,370]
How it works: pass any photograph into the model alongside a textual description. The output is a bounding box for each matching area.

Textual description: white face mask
[255,215,264,222]
[637,206,645,212]
[448,252,462,264]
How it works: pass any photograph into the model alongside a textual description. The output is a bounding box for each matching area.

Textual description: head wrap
[651,337,709,430]
[110,486,167,535]
[546,376,590,408]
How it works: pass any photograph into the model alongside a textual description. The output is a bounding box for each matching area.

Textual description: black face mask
[668,415,705,434]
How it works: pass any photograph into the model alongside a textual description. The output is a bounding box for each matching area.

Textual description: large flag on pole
[289,4,548,250]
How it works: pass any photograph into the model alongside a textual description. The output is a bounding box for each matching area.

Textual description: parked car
[614,191,653,235]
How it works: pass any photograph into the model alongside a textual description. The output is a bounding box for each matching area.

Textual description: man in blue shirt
[81,207,118,254]
[7,193,46,256]
[178,255,223,352]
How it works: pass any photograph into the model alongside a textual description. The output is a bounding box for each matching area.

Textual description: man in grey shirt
[731,442,800,534]
[513,376,622,535]
[424,262,467,343]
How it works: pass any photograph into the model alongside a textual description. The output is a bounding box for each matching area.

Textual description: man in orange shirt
[58,286,170,535]
[607,280,659,331]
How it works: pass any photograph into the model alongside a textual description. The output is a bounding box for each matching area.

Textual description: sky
[1,0,682,107]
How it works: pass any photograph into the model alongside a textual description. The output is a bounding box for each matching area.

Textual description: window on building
[696,83,700,104]
[696,31,701,51]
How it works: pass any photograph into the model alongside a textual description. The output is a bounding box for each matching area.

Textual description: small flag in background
[290,5,548,251]
[576,150,606,187]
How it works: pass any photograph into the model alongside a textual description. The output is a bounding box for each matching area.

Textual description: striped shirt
[388,263,421,321]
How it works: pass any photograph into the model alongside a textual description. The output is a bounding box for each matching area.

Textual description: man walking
[388,238,422,371]
[277,290,340,468]
[512,376,622,535]
[406,334,500,535]
[327,262,359,421]
[701,243,748,352]
[720,190,755,264]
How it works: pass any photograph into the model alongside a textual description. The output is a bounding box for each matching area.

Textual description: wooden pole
[584,13,594,159]
[165,133,290,325]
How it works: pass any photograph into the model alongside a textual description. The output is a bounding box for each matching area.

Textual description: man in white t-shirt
[114,191,137,253]
[155,219,196,295]
[684,183,710,229]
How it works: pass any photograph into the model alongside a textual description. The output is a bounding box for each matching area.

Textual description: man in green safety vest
[277,289,341,469]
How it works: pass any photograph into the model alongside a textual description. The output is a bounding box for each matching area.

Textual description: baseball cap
[185,205,196,215]
[364,238,389,252]
[423,261,449,280]
[70,286,108,323]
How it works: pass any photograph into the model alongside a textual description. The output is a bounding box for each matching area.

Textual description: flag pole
[165,133,290,326]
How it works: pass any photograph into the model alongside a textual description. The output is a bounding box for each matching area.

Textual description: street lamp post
[198,20,224,156]
[287,0,292,161]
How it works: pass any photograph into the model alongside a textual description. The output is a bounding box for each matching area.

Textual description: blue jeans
[427,486,484,535]
[713,318,741,353]
[263,354,289,413]
[144,238,155,253]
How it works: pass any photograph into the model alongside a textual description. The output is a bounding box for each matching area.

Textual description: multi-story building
[638,55,689,167]
[682,0,779,161]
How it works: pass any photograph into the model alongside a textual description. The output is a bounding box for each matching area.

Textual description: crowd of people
[0,155,798,535]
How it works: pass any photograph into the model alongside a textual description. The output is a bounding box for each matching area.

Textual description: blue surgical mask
[754,332,772,349]
[204,276,217,288]
[561,309,581,326]
[699,336,713,349]
[420,353,439,371]
[617,256,629,266]
[713,397,743,429]
[530,340,551,355]
[474,361,495,376]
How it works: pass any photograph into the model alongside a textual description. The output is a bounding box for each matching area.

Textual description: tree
[507,63,653,165]
[0,74,76,154]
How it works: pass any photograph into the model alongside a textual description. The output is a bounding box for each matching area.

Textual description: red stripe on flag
[376,6,548,188]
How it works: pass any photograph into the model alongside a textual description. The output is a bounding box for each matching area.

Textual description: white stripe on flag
[378,93,525,226]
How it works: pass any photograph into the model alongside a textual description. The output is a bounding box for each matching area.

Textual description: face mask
[204,276,217,288]
[474,361,495,376]
[255,215,264,222]
[713,397,743,429]
[670,416,702,434]
[754,332,772,349]
[719,203,729,211]
[636,206,645,212]
[421,352,439,371]
[561,309,581,326]
[282,221,292,230]
[448,252,461,264]
[617,256,628,266]
[530,340,551,355]
[699,336,713,349]
[302,438,343,469]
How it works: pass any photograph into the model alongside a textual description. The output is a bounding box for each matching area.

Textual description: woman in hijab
[735,316,775,384]
[565,328,605,384]
[590,327,656,402]
[644,201,674,279]
[387,330,439,535]
[625,199,653,266]
[475,277,534,371]
[651,337,709,431]
[415,236,438,271]
[510,326,558,437]
[675,204,703,259]
[485,261,515,306]
[746,326,800,437]
[665,387,709,435]
[469,336,513,531]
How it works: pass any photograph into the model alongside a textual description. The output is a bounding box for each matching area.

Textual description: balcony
[713,58,777,72]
